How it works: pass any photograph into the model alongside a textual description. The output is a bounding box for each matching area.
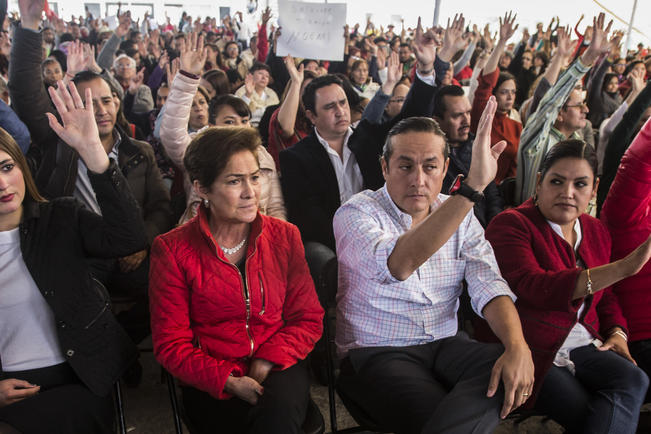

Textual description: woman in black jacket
[0,81,146,434]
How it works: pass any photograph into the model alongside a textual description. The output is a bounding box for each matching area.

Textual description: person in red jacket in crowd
[149,127,324,434]
[470,12,522,185]
[485,140,651,433]
[601,118,651,399]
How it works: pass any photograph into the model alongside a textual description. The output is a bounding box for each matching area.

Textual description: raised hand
[243,73,255,97]
[166,57,180,87]
[46,81,109,173]
[66,40,86,76]
[85,44,101,73]
[381,51,401,95]
[261,6,272,25]
[115,11,132,38]
[498,11,518,43]
[128,67,145,94]
[18,0,44,30]
[376,42,387,70]
[179,32,207,75]
[466,96,507,192]
[413,17,438,72]
[581,13,613,66]
[439,13,465,62]
[158,50,169,70]
[555,26,574,59]
[628,68,645,95]
[284,55,304,85]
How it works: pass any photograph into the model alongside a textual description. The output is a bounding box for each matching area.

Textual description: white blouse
[0,228,65,371]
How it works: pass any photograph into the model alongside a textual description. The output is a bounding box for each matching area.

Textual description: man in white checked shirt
[333,97,534,434]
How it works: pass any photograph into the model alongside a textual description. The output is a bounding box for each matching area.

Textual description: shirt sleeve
[333,199,401,285]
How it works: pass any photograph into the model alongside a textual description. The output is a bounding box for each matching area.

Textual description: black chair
[303,242,390,434]
[163,370,325,434]
[114,381,127,434]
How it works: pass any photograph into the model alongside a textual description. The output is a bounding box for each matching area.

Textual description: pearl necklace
[220,238,247,255]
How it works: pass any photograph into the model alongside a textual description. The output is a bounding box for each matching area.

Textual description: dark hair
[624,60,644,76]
[493,72,517,96]
[59,33,74,43]
[41,57,61,72]
[374,37,387,44]
[602,73,619,93]
[399,42,410,49]
[534,51,549,69]
[202,69,230,97]
[49,49,68,73]
[0,127,45,202]
[539,139,597,185]
[383,117,449,165]
[432,85,465,118]
[248,62,271,75]
[302,74,344,113]
[209,94,251,124]
[299,59,319,69]
[72,70,107,87]
[184,126,261,188]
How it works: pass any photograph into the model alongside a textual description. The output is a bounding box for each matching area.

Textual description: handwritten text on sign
[276,0,347,61]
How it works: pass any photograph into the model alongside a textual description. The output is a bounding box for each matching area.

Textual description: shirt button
[66,349,74,357]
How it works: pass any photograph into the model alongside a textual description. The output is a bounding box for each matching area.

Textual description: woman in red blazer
[486,140,651,434]
[601,118,651,399]
[149,127,324,434]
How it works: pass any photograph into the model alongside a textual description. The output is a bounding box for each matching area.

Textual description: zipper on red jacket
[213,229,262,358]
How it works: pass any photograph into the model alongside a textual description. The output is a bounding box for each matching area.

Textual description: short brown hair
[184,127,261,189]
[0,127,45,203]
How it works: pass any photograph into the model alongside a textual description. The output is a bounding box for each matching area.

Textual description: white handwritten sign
[276,0,347,61]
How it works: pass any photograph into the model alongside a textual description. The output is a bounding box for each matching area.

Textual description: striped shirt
[516,58,590,204]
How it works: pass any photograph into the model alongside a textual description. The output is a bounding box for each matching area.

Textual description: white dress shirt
[314,127,364,204]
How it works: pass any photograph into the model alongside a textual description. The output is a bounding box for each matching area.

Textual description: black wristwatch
[448,174,484,203]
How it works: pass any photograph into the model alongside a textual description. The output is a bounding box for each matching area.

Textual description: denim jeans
[535,344,649,434]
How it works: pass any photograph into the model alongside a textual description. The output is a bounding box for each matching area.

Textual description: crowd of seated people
[1,0,651,432]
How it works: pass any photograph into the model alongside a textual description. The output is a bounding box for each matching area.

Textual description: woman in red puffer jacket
[601,118,651,397]
[149,126,323,434]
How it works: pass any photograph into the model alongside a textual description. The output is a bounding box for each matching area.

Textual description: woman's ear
[192,180,207,198]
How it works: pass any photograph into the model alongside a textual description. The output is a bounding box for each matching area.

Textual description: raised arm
[9,0,58,148]
[276,56,304,138]
[46,80,146,256]
[159,32,206,167]
[387,97,507,280]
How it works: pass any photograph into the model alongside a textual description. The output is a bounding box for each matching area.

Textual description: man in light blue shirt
[334,99,534,433]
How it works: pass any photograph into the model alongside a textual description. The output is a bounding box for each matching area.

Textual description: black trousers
[181,361,310,434]
[0,363,114,434]
[338,332,504,434]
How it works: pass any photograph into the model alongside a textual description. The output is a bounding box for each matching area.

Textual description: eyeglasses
[564,101,588,110]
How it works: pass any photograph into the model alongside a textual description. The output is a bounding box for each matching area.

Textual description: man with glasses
[516,13,612,204]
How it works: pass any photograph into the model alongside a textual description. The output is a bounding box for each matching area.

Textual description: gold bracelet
[586,268,593,296]
[612,330,628,342]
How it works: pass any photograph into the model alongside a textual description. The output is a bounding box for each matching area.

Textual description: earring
[203,198,209,208]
